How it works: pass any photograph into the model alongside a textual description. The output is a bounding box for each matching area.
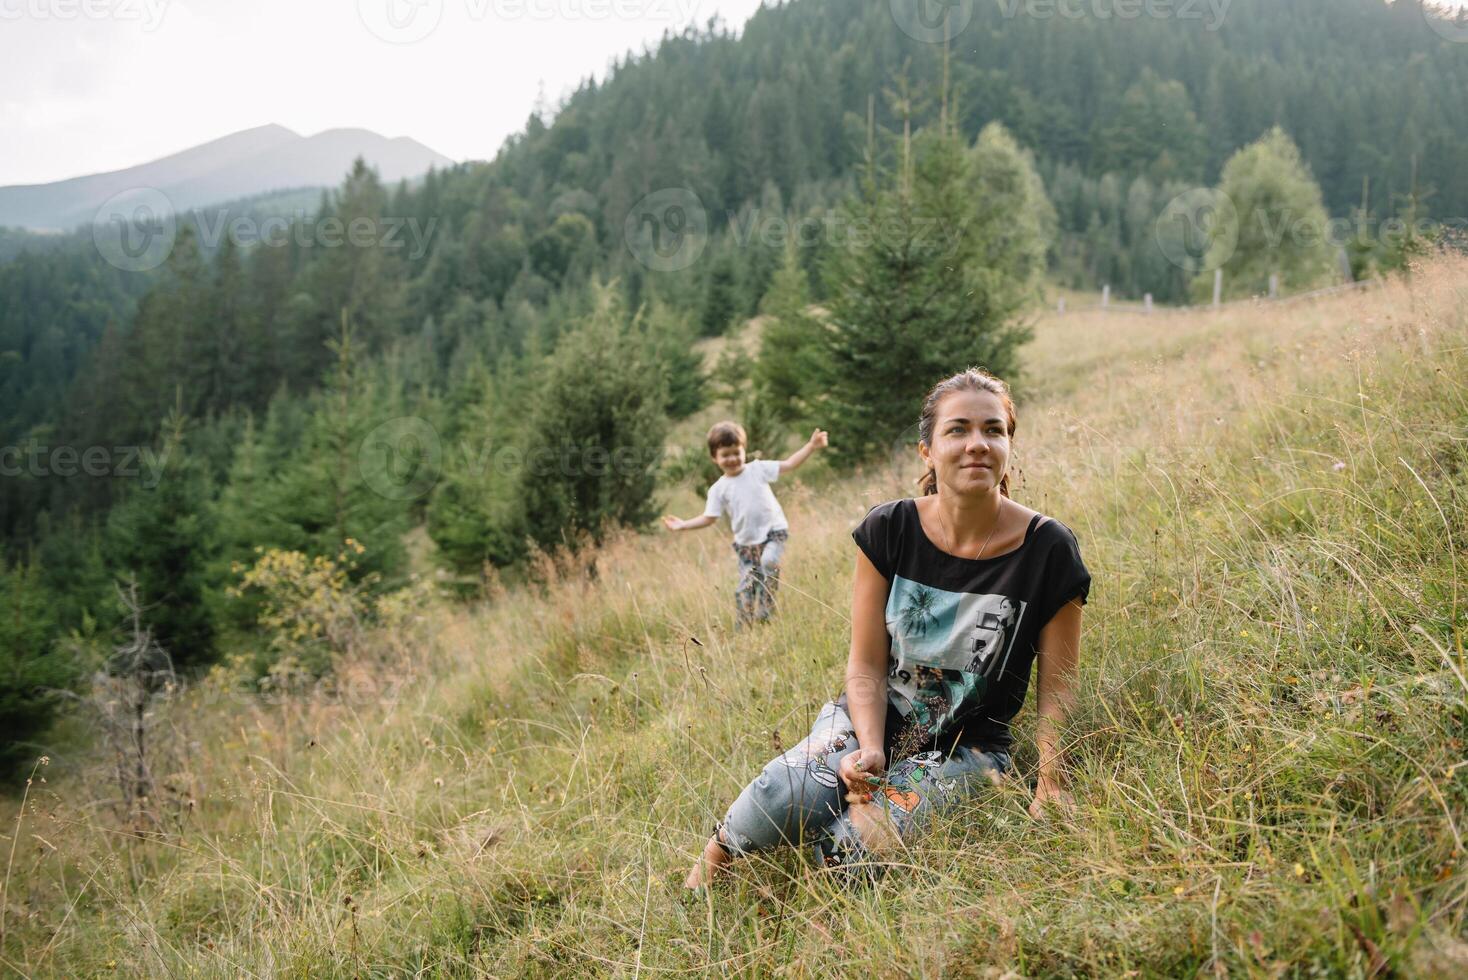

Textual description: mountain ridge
[0,124,453,231]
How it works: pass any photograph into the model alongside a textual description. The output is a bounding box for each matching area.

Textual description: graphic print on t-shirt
[885,574,1027,731]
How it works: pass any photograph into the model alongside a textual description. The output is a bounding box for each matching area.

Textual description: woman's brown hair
[915,368,1017,497]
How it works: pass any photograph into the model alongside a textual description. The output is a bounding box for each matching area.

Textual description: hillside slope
[4,259,1466,976]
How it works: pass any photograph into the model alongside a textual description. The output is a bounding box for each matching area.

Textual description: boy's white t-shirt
[703,459,788,547]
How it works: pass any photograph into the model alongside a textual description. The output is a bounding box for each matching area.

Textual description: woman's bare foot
[845,800,903,856]
[685,831,732,890]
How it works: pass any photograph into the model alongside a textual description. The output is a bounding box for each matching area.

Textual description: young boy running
[664,422,827,627]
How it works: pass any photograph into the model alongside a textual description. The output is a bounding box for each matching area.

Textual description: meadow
[3,258,1466,977]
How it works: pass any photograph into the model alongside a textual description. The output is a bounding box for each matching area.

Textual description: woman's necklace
[935,495,1002,560]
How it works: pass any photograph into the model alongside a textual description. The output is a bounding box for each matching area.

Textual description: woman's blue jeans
[719,700,1011,870]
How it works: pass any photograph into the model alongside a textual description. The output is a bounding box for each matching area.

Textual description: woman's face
[919,390,1011,497]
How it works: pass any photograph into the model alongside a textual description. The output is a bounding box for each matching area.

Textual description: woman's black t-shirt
[841,497,1091,754]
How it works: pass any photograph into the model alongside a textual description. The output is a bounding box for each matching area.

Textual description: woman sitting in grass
[687,368,1091,888]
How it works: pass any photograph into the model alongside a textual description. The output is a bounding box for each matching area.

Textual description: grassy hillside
[4,259,1466,977]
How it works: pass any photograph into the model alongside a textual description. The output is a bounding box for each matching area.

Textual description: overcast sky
[0,0,768,186]
[4,1,1466,187]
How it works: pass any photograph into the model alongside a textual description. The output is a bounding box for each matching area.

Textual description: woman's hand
[1031,599,1082,821]
[661,515,682,531]
[838,747,886,804]
[1029,775,1075,820]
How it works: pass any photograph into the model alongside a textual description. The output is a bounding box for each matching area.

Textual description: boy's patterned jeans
[733,528,788,628]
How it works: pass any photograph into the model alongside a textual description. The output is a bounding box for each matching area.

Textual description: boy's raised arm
[662,514,717,532]
[778,428,829,475]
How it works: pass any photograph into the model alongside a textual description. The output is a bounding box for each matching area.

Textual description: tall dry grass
[3,259,1466,977]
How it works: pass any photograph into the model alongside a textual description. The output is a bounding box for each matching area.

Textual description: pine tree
[816,122,1042,463]
[33,509,112,636]
[753,237,824,423]
[427,354,533,574]
[1094,70,1207,183]
[267,314,412,587]
[529,212,597,286]
[200,234,248,412]
[244,226,297,401]
[288,160,406,382]
[212,413,294,629]
[103,409,218,671]
[642,301,706,420]
[700,255,740,337]
[0,556,69,778]
[519,284,669,550]
[1377,161,1439,276]
[110,226,209,446]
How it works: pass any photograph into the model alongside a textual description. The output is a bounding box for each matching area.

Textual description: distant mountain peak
[0,125,453,232]
[233,122,301,139]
